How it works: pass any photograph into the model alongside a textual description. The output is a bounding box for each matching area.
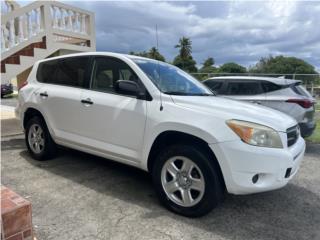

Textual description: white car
[16,52,305,217]
[204,76,316,137]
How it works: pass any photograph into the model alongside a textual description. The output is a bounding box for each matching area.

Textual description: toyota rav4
[16,52,306,217]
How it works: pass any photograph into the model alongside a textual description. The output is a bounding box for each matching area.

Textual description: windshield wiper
[163,91,214,96]
[163,91,190,95]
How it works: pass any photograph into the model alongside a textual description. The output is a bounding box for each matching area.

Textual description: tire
[25,116,57,161]
[152,144,224,217]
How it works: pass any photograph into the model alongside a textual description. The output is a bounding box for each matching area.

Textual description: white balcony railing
[1,1,95,59]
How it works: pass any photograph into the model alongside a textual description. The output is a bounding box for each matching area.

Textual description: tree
[173,55,198,73]
[129,51,148,58]
[173,37,197,72]
[250,55,317,75]
[129,47,165,62]
[198,57,218,80]
[203,57,215,68]
[175,37,192,59]
[219,62,247,73]
[148,47,165,62]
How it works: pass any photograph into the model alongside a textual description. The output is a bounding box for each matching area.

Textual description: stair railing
[1,1,95,60]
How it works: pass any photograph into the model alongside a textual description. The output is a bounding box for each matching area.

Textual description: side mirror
[115,80,139,96]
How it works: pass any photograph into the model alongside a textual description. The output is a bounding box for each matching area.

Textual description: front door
[78,56,147,163]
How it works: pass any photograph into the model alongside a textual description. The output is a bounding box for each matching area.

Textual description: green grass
[316,102,320,111]
[306,119,320,143]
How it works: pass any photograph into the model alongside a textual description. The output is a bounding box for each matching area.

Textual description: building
[1,0,96,88]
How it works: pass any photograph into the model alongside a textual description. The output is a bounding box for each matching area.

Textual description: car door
[77,56,147,163]
[36,57,90,141]
[222,79,266,105]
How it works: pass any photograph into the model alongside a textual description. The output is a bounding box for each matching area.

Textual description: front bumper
[210,136,305,195]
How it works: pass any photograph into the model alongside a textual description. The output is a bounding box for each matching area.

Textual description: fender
[141,121,219,171]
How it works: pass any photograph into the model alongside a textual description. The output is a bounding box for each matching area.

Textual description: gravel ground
[1,133,320,240]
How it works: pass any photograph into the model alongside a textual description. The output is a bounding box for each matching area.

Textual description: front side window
[225,81,263,95]
[132,58,213,96]
[205,80,224,94]
[91,57,140,93]
[37,57,89,88]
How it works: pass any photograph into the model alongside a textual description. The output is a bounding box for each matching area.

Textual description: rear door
[222,79,266,104]
[36,56,90,141]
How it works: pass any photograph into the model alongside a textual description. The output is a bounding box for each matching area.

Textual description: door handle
[40,92,48,98]
[81,98,93,105]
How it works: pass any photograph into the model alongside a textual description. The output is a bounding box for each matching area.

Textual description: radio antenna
[156,24,163,111]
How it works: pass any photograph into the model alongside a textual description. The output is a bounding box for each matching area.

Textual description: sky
[17,1,320,71]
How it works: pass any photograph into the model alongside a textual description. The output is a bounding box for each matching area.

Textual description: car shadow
[2,137,320,240]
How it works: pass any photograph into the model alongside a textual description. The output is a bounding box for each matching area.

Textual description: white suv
[17,52,306,217]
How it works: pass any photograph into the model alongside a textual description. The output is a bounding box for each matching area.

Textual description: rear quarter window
[262,81,282,93]
[291,84,312,98]
[37,57,90,88]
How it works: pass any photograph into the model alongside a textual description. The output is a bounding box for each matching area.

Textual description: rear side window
[262,81,282,93]
[291,84,312,98]
[204,80,224,94]
[225,81,263,95]
[37,57,89,88]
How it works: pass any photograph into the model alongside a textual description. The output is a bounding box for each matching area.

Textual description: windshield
[132,58,213,96]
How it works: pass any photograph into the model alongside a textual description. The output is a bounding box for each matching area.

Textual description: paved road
[1,96,18,107]
[1,130,320,240]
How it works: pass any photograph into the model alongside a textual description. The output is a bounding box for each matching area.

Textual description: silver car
[203,76,316,137]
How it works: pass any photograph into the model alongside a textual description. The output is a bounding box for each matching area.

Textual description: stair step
[1,36,47,74]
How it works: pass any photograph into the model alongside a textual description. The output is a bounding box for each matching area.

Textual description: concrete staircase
[1,0,96,86]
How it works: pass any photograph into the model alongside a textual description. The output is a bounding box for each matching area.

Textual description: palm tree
[149,47,159,60]
[148,47,165,61]
[175,37,192,60]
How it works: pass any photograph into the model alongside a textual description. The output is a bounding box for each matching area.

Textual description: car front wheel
[152,144,224,217]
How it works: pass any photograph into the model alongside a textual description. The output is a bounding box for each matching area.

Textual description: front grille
[287,125,299,147]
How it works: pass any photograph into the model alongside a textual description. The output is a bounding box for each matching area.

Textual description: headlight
[226,120,283,148]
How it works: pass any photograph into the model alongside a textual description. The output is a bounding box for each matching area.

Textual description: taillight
[19,81,28,90]
[286,99,313,108]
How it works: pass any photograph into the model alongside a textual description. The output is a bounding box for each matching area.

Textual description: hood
[170,95,297,132]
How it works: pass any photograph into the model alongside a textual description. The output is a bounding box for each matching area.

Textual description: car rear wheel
[152,144,224,217]
[25,116,57,160]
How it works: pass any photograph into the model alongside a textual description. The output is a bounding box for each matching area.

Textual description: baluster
[5,2,12,13]
[18,15,25,42]
[60,8,66,30]
[52,6,59,28]
[8,19,15,47]
[27,11,33,38]
[1,24,7,51]
[74,12,80,32]
[67,10,73,31]
[80,14,86,34]
[35,7,41,33]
